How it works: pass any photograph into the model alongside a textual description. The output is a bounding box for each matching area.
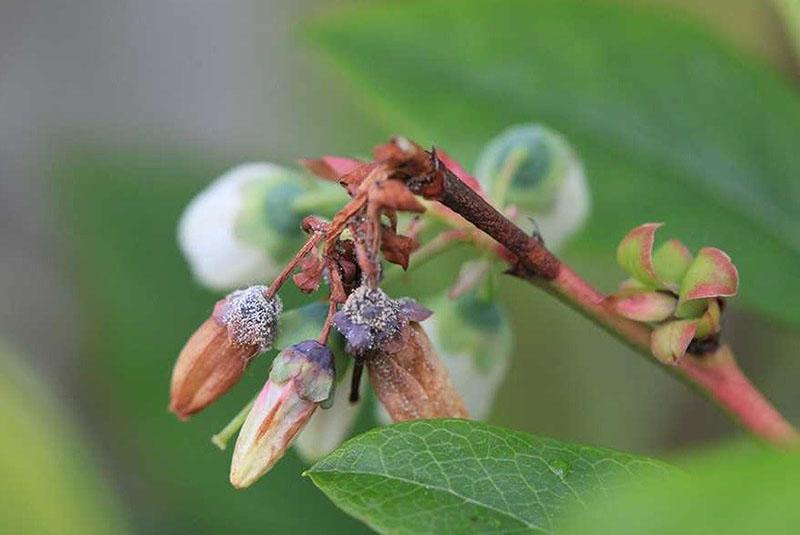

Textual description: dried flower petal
[368,323,468,421]
[170,315,256,420]
[229,341,334,488]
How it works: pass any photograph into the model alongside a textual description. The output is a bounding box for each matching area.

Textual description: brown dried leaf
[292,253,323,293]
[369,179,425,213]
[380,227,418,270]
[299,156,364,181]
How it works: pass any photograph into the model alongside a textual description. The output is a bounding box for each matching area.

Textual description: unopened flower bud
[332,285,431,355]
[169,286,282,419]
[230,340,334,488]
[428,293,512,420]
[475,124,590,250]
[368,322,468,422]
[178,163,319,290]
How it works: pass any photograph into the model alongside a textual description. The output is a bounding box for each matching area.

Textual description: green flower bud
[178,164,344,291]
[428,292,513,420]
[475,124,590,249]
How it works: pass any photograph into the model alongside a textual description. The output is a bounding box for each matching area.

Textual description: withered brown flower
[170,286,282,419]
[368,322,468,421]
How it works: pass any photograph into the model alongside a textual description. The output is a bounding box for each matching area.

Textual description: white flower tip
[177,163,285,291]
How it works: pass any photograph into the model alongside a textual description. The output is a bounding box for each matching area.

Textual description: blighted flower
[475,124,590,250]
[230,340,334,488]
[169,286,282,419]
[368,322,468,421]
[217,285,282,351]
[332,285,431,355]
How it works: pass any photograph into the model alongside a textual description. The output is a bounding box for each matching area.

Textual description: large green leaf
[307,0,800,327]
[0,344,130,534]
[559,445,800,534]
[307,419,671,533]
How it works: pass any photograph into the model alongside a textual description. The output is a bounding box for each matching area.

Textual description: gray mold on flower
[333,285,431,355]
[219,285,282,352]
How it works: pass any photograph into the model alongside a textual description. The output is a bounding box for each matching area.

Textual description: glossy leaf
[307,419,672,534]
[308,0,800,327]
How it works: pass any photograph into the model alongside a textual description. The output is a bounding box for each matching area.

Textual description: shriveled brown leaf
[380,226,418,270]
[369,179,425,213]
[292,253,323,293]
[299,156,364,181]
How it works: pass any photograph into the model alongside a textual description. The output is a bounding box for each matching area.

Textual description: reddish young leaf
[299,156,364,181]
[616,223,663,287]
[679,247,739,303]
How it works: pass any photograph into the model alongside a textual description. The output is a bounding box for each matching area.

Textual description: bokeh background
[2,0,799,533]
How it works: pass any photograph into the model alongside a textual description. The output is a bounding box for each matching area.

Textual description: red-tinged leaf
[370,179,426,213]
[299,156,364,181]
[679,247,739,303]
[653,239,693,290]
[292,254,324,293]
[616,223,663,287]
[437,149,483,193]
[651,319,697,365]
[605,290,677,322]
[381,227,418,270]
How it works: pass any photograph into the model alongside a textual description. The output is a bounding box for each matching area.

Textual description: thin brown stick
[265,232,323,298]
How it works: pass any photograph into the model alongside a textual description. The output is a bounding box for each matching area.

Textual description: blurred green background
[2,0,799,533]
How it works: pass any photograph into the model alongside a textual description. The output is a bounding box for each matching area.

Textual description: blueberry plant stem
[401,145,798,446]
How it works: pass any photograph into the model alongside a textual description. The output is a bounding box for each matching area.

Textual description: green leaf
[559,445,800,535]
[616,223,663,287]
[0,343,131,534]
[306,419,672,534]
[307,0,800,328]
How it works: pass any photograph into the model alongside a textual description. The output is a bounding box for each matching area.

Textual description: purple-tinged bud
[169,286,281,420]
[229,340,334,488]
[332,285,431,355]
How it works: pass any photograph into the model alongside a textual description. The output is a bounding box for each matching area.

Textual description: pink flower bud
[229,341,334,488]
